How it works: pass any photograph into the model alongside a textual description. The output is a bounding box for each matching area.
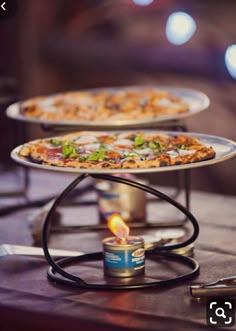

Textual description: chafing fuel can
[102,236,145,277]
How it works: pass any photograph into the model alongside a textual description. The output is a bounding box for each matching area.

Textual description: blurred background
[0,0,235,195]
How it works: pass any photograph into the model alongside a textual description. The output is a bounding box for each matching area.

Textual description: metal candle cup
[103,236,145,278]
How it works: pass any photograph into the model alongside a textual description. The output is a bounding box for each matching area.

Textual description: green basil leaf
[123,152,139,159]
[177,144,186,150]
[134,136,145,146]
[149,141,157,149]
[50,139,62,146]
[62,144,78,158]
[130,134,137,141]
[174,148,180,155]
[87,148,105,161]
[79,156,87,162]
[149,141,163,150]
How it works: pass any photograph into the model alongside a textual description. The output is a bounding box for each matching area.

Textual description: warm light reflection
[166,11,196,45]
[132,0,154,6]
[225,45,236,79]
[107,214,130,240]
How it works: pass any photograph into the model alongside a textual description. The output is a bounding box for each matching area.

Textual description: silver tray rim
[6,86,210,127]
[11,131,236,174]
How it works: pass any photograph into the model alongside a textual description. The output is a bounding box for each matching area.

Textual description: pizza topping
[122,152,140,160]
[134,135,146,147]
[21,89,190,122]
[156,98,180,109]
[105,151,120,159]
[148,141,157,149]
[167,150,179,158]
[67,95,92,107]
[87,147,105,161]
[18,131,216,169]
[114,139,134,148]
[117,132,134,140]
[167,149,196,158]
[134,148,152,155]
[74,135,98,145]
[84,143,100,151]
[62,144,78,158]
[38,98,57,112]
[78,156,87,162]
[176,144,186,150]
[178,149,196,156]
[148,141,163,151]
[73,138,198,163]
[50,139,62,146]
[47,148,63,159]
[46,133,199,162]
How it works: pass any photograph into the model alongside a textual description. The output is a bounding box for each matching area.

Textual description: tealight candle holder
[103,237,145,277]
[103,213,145,277]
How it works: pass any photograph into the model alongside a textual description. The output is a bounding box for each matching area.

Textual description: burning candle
[103,214,145,277]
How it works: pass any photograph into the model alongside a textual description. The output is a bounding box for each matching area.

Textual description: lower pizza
[18,131,216,169]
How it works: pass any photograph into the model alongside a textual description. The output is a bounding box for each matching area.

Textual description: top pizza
[20,89,189,122]
[18,131,215,170]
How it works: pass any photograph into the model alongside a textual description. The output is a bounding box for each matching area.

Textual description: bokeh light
[225,45,236,79]
[166,12,197,45]
[132,0,154,6]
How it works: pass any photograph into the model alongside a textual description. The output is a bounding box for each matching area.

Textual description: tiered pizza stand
[7,86,210,223]
[8,86,236,290]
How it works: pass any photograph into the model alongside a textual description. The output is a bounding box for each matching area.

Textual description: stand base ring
[47,250,200,290]
[42,173,200,290]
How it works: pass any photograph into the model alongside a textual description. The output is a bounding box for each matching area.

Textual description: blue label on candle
[104,249,145,269]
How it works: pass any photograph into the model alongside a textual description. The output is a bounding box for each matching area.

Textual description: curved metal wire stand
[42,173,200,290]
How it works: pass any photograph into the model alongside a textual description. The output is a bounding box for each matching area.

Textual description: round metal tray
[6,86,210,127]
[11,131,236,174]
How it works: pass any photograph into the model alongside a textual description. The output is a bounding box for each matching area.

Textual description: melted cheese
[65,95,93,106]
[114,139,134,147]
[84,143,100,151]
[74,135,98,145]
[156,98,179,109]
[179,149,196,156]
[167,149,196,158]
[167,150,179,158]
[134,148,152,155]
[39,98,57,112]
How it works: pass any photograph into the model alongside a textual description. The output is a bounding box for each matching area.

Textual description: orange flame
[107,214,130,240]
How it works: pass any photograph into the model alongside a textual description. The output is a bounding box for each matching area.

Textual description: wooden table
[0,170,235,331]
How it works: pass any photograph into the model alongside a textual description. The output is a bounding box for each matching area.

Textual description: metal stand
[42,174,200,290]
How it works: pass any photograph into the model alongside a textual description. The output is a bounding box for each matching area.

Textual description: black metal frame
[42,173,200,290]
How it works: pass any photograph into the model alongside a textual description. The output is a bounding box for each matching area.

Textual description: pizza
[18,131,216,169]
[20,89,189,122]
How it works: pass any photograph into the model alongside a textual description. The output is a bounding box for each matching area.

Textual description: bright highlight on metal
[166,11,196,45]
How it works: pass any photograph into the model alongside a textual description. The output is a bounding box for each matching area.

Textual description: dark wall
[1,0,235,194]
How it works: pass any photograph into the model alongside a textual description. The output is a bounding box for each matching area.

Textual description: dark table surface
[0,170,236,331]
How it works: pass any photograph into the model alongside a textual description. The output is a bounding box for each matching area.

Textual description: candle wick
[117,237,129,245]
